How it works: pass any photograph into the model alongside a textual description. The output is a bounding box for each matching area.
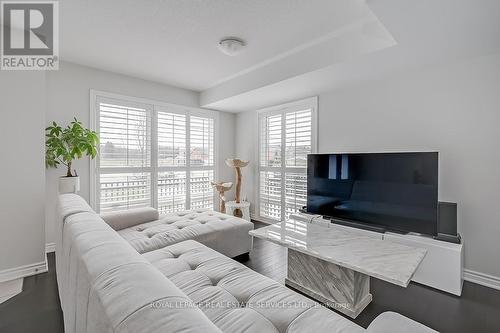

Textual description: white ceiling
[59,0,500,112]
[60,0,380,91]
[202,0,500,112]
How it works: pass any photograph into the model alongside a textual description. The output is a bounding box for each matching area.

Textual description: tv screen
[307,152,438,236]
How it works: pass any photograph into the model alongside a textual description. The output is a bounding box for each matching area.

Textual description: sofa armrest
[100,207,159,231]
[367,312,437,333]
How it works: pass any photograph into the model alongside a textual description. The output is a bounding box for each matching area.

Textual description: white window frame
[256,96,318,223]
[90,90,219,213]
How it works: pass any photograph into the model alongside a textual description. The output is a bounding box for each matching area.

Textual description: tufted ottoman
[144,240,365,333]
[117,209,254,258]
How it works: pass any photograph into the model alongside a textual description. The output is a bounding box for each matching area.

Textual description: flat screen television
[307,152,438,236]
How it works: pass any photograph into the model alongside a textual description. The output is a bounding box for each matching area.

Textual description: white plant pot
[59,176,80,194]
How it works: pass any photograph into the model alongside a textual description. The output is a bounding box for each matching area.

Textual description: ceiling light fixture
[218,37,246,56]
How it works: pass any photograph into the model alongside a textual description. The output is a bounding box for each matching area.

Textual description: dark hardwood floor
[1,221,499,333]
[0,253,64,332]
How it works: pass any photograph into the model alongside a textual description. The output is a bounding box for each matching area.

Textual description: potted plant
[45,118,99,193]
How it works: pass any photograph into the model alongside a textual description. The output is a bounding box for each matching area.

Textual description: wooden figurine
[225,159,249,217]
[211,182,233,213]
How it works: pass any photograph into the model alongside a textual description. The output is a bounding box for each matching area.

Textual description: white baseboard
[0,278,23,304]
[45,242,56,253]
[0,261,48,284]
[464,269,500,291]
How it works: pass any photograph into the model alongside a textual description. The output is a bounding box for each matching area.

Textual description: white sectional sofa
[55,194,436,333]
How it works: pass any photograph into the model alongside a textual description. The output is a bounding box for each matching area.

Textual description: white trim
[213,111,220,207]
[280,109,286,219]
[90,89,211,114]
[254,113,260,217]
[0,278,23,304]
[151,108,159,210]
[185,111,191,209]
[464,269,500,291]
[89,90,97,209]
[257,96,318,114]
[0,261,47,284]
[45,243,56,254]
[311,96,319,153]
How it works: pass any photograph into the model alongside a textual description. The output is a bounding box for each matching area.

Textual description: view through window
[93,94,216,214]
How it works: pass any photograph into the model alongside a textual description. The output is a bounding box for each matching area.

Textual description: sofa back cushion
[100,207,159,231]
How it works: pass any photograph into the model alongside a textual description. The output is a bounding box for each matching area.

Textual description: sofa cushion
[118,209,253,257]
[144,240,365,333]
[367,311,438,333]
[100,207,159,231]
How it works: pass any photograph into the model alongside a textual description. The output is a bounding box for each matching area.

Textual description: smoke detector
[218,37,246,56]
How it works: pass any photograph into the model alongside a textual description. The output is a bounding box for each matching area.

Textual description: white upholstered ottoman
[102,207,254,258]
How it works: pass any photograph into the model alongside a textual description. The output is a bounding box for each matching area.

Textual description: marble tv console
[249,218,427,318]
[292,213,464,296]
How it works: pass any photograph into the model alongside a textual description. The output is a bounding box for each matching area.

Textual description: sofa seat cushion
[118,209,253,258]
[144,240,364,333]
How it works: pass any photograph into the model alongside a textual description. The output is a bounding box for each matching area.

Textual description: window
[91,92,217,214]
[258,97,317,221]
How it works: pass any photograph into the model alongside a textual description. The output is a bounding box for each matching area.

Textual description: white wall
[45,61,235,244]
[234,110,259,212]
[235,52,500,280]
[0,71,46,273]
[218,112,237,200]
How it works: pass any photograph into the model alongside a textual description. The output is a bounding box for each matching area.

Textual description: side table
[225,201,251,221]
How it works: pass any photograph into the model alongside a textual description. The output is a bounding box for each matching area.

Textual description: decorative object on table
[45,118,99,193]
[225,200,251,222]
[211,181,233,213]
[225,158,249,217]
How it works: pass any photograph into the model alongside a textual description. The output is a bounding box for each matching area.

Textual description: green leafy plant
[45,118,99,177]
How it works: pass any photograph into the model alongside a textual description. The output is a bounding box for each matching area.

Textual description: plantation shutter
[284,172,307,219]
[285,110,312,167]
[260,114,282,168]
[259,113,282,220]
[258,98,316,222]
[157,111,187,213]
[189,116,215,209]
[158,111,186,167]
[284,109,311,218]
[259,171,282,220]
[190,116,215,167]
[98,100,153,212]
[94,93,217,214]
